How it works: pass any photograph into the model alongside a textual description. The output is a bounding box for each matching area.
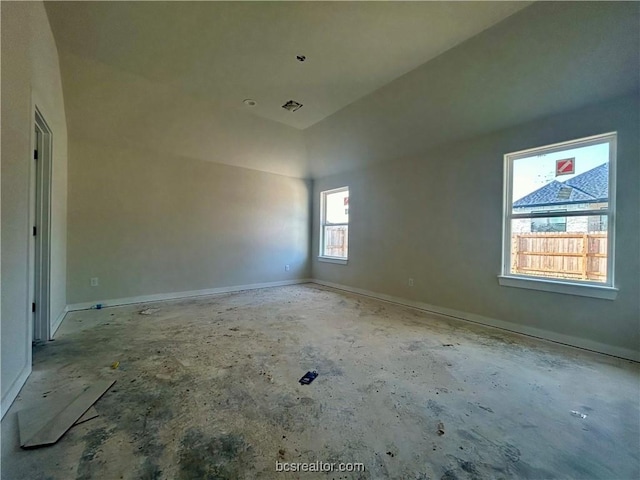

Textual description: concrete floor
[1,284,639,480]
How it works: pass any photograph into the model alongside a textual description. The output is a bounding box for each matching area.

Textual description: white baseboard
[60,277,638,362]
[311,279,640,362]
[67,278,313,312]
[51,305,68,337]
[1,363,31,420]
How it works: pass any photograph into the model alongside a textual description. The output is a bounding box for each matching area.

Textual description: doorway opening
[30,108,52,343]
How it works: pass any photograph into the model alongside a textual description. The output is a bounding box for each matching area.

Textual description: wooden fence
[324,226,348,257]
[512,232,607,282]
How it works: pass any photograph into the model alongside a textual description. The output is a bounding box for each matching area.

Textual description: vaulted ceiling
[45,1,529,130]
[45,2,639,179]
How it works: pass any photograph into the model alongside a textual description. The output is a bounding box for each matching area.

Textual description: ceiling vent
[282,100,303,112]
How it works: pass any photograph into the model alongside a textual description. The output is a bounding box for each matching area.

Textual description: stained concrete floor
[1,284,639,480]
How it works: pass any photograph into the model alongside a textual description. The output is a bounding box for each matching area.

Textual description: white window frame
[319,186,349,264]
[498,132,617,300]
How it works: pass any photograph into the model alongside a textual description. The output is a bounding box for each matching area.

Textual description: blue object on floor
[299,370,318,385]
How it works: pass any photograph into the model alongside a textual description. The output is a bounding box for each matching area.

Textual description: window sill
[318,256,348,265]
[498,275,617,300]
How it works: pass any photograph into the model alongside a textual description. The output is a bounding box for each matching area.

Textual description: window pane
[588,215,608,232]
[325,190,349,224]
[510,217,607,283]
[323,225,348,258]
[512,142,609,215]
[531,216,566,233]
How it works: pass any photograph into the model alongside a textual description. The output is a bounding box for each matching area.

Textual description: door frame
[30,107,53,342]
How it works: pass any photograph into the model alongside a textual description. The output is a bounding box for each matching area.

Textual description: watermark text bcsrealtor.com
[275,461,365,473]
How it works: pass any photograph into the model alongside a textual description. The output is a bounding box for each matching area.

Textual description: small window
[320,187,349,262]
[501,133,617,298]
[588,209,608,232]
[531,210,567,232]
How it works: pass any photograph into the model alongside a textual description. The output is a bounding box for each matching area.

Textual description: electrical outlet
[90,277,99,287]
[408,278,414,287]
[285,265,290,271]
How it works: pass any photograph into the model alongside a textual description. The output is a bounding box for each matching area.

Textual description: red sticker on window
[556,158,575,176]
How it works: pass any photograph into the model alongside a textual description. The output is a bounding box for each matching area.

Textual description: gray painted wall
[57,50,309,179]
[67,138,310,305]
[1,1,68,417]
[311,94,639,356]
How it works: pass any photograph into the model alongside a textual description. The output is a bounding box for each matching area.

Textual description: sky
[326,189,349,224]
[512,142,609,201]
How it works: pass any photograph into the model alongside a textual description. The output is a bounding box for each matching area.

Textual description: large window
[320,187,349,263]
[500,133,617,299]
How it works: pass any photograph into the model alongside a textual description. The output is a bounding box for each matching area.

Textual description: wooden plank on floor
[19,402,101,447]
[74,406,99,426]
[18,392,76,447]
[21,380,115,448]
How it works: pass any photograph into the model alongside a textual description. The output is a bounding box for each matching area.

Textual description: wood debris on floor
[18,379,115,448]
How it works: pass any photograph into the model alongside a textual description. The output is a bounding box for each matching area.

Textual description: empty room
[1,1,639,479]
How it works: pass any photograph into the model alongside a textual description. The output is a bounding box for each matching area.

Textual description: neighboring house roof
[514,163,608,208]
